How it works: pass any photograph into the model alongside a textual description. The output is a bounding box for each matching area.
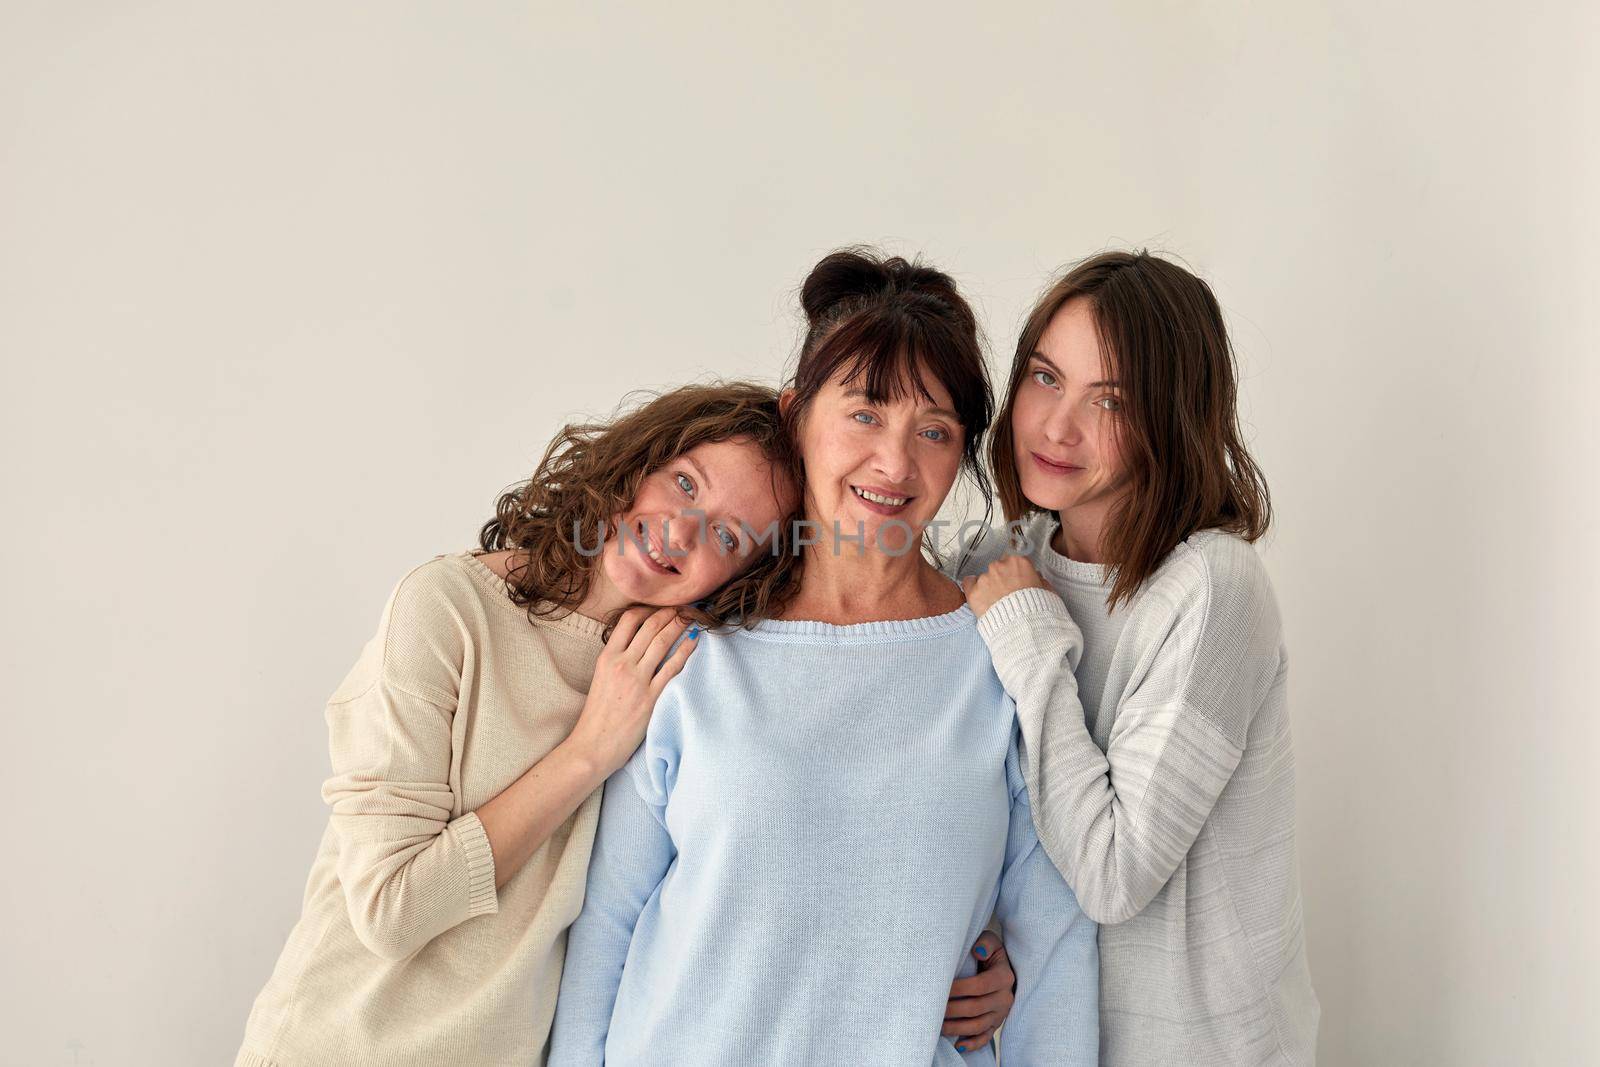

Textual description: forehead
[678,437,788,507]
[1036,298,1107,376]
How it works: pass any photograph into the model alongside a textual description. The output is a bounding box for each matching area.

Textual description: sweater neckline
[745,573,974,643]
[456,550,609,641]
[1032,514,1113,586]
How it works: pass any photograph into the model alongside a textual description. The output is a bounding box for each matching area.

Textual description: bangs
[806,309,984,429]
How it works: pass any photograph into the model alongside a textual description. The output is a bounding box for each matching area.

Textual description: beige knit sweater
[236,551,608,1067]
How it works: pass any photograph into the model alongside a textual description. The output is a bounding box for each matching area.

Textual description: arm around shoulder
[975,536,1281,925]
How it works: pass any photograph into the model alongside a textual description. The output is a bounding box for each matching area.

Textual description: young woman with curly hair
[234,383,801,1066]
[235,377,1017,1066]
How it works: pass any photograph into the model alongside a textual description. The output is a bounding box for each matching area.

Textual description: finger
[944,989,1010,1021]
[971,930,1003,962]
[647,628,699,696]
[640,614,691,673]
[605,605,652,650]
[943,1012,1003,1040]
[625,606,680,663]
[960,575,976,597]
[958,1025,1000,1051]
[976,938,1010,975]
[948,966,1009,999]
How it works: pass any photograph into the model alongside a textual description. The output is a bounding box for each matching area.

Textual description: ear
[777,387,796,418]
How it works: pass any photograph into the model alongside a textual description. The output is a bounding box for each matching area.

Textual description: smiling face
[603,436,794,606]
[785,366,965,555]
[1010,296,1129,525]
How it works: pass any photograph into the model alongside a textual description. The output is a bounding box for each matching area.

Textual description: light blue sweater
[547,599,1098,1066]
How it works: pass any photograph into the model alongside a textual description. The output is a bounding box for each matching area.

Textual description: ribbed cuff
[449,811,500,918]
[976,586,1072,643]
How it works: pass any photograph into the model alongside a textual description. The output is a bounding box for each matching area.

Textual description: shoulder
[385,552,491,617]
[1134,529,1280,638]
[377,553,507,684]
[324,554,486,708]
[941,512,1055,582]
[645,624,742,722]
[1126,531,1285,740]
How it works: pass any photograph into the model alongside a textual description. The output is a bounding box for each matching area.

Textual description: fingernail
[686,624,700,638]
[975,945,988,958]
[955,1045,967,1053]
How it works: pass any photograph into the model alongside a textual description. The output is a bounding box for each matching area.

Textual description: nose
[1041,399,1083,446]
[663,510,695,556]
[871,431,916,484]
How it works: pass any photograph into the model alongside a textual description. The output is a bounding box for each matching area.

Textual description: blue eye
[1031,369,1058,388]
[852,411,877,425]
[715,525,738,552]
[674,472,695,496]
[923,427,950,442]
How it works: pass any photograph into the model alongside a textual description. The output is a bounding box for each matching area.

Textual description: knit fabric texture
[951,514,1319,1065]
[236,551,607,1066]
[547,596,1099,1066]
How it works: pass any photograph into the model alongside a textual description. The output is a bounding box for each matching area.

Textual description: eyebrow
[684,455,713,495]
[843,388,960,422]
[1028,352,1119,389]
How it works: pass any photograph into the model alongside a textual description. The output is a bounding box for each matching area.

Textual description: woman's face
[786,366,965,557]
[605,436,794,606]
[1010,296,1129,517]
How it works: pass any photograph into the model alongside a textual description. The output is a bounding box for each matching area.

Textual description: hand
[942,930,1016,1053]
[959,554,1052,619]
[564,606,697,778]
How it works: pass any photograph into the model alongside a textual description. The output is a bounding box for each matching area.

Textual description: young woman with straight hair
[956,251,1319,1064]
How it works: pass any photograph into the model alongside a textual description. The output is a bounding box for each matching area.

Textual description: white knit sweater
[951,514,1319,1065]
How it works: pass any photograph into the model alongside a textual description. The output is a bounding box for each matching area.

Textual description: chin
[602,552,662,603]
[1016,475,1069,513]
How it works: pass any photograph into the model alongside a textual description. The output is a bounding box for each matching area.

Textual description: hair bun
[800,246,966,328]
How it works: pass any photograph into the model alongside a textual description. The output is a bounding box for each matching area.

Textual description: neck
[574,563,632,622]
[781,531,957,625]
[1051,503,1110,564]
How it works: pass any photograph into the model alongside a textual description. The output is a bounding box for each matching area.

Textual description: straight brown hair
[990,250,1271,609]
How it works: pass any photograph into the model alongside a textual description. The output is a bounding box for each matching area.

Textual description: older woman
[548,249,1099,1066]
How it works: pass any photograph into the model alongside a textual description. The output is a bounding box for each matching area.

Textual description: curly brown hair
[479,381,802,634]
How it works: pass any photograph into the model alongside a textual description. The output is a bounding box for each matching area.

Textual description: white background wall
[3,3,1595,1064]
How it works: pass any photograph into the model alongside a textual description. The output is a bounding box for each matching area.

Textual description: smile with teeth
[852,486,910,507]
[636,520,680,574]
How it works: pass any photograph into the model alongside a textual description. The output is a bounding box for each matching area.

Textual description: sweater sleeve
[991,727,1099,1065]
[547,710,679,1064]
[976,542,1281,925]
[320,565,499,962]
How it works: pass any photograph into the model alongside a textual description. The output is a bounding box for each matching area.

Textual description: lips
[635,519,680,575]
[850,484,914,515]
[1030,451,1083,475]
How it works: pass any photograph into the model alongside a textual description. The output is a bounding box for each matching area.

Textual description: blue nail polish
[686,624,700,638]
[975,946,988,958]
[956,1044,967,1053]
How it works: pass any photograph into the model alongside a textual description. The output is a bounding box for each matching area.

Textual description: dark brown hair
[990,249,1271,609]
[783,246,995,571]
[479,381,801,633]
